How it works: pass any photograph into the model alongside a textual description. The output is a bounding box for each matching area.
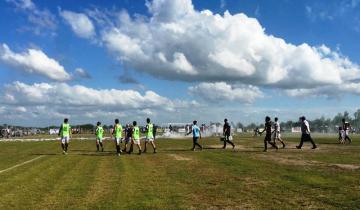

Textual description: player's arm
[111,125,115,137]
[272,126,277,134]
[186,128,192,136]
[58,124,62,136]
[259,128,264,134]
[69,126,72,138]
[306,124,311,133]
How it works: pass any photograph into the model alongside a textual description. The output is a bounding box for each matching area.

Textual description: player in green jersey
[58,118,71,155]
[143,118,157,153]
[129,121,142,155]
[112,119,123,156]
[95,121,105,152]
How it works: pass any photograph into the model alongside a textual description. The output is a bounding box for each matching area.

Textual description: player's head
[147,118,150,123]
[300,116,306,121]
[97,121,101,126]
[224,118,228,122]
[274,117,278,122]
[342,118,345,123]
[64,118,68,123]
[265,116,270,122]
[193,120,197,125]
[133,121,137,126]
[115,119,119,124]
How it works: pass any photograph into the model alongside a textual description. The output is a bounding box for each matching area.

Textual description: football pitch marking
[0,155,45,174]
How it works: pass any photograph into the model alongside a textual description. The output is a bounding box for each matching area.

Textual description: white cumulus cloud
[189,82,263,103]
[92,0,360,97]
[6,0,57,36]
[74,68,91,79]
[0,81,199,125]
[60,10,95,39]
[0,44,71,81]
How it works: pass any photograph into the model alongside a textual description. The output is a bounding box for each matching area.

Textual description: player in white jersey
[342,118,352,144]
[272,117,285,148]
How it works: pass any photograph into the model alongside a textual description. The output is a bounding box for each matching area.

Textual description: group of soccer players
[338,118,352,144]
[58,115,353,155]
[58,118,157,155]
[259,116,318,152]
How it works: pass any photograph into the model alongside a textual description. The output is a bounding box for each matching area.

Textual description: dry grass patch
[168,154,191,161]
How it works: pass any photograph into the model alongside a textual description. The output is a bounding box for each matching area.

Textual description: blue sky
[0,0,360,126]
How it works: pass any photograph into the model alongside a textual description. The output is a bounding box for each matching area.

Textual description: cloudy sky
[1,0,360,126]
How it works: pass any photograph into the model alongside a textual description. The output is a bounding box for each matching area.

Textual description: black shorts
[193,137,199,143]
[265,134,272,142]
[301,133,312,141]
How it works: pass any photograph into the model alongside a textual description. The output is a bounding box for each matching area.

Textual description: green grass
[0,134,359,209]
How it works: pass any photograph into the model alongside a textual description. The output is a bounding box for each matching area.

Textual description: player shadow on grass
[30,153,58,156]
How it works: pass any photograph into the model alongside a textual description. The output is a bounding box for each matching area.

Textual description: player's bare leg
[151,141,157,153]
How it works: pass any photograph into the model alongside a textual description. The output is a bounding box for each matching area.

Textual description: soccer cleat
[296,146,301,149]
[62,150,66,155]
[117,153,121,156]
[153,149,157,154]
[311,146,317,149]
[263,149,267,152]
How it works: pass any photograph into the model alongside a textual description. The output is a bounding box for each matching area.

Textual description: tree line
[236,110,360,133]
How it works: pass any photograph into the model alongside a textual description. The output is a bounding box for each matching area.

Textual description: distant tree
[246,123,257,130]
[353,109,360,128]
[332,112,344,126]
[236,122,244,129]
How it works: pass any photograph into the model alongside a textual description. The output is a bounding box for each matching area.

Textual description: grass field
[0,134,359,210]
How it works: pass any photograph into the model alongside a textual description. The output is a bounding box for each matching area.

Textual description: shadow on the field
[318,142,344,145]
[71,149,97,152]
[75,153,117,156]
[30,153,58,156]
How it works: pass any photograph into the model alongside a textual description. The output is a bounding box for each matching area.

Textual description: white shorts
[96,138,103,143]
[61,136,70,144]
[114,137,123,145]
[133,139,140,145]
[145,137,154,142]
[273,132,281,139]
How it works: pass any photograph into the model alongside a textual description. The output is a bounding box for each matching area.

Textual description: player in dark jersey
[342,118,352,144]
[125,124,133,153]
[222,119,235,149]
[260,116,278,152]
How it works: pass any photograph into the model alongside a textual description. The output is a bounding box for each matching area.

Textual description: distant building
[291,127,301,133]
